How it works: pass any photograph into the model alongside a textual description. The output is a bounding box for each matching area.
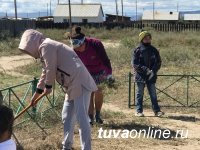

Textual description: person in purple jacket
[70,26,114,124]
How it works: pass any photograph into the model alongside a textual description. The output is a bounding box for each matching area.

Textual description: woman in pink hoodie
[70,26,114,125]
[19,29,97,150]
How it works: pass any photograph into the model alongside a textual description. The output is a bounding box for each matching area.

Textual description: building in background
[142,11,180,24]
[53,4,104,23]
[105,14,131,23]
[37,16,54,21]
[184,14,200,22]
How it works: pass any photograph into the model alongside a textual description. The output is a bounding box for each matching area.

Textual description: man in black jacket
[132,31,164,117]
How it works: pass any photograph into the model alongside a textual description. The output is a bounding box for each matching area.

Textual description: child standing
[132,31,164,117]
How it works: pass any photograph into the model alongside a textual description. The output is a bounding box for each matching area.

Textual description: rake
[14,93,46,120]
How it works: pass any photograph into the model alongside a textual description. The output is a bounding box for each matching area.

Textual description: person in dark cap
[132,30,164,117]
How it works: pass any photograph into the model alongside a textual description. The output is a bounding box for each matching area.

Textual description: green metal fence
[0,78,63,142]
[128,72,200,108]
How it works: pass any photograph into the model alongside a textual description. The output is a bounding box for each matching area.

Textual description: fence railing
[127,72,200,108]
[0,20,36,37]
[147,23,200,32]
[0,78,63,138]
[1,20,200,37]
[35,21,200,31]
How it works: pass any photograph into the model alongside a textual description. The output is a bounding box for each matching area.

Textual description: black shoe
[96,117,104,124]
[89,114,94,126]
[90,119,94,126]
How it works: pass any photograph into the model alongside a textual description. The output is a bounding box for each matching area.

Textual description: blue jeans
[136,82,160,113]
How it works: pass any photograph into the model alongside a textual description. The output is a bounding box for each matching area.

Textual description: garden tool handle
[14,93,46,120]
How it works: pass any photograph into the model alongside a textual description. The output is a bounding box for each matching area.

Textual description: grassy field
[6,28,200,106]
[1,28,200,150]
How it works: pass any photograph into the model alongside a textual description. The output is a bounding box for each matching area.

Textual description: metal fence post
[0,91,3,105]
[53,81,55,106]
[187,75,189,106]
[133,82,136,106]
[32,78,38,113]
[9,88,11,107]
[128,72,132,108]
[32,78,38,96]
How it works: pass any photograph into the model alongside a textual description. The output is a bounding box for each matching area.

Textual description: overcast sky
[0,0,200,17]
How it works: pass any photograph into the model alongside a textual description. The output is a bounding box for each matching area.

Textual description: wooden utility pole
[14,0,17,20]
[68,0,72,34]
[136,0,137,21]
[47,3,49,16]
[153,1,155,20]
[49,0,51,16]
[115,0,119,22]
[81,0,83,4]
[177,2,179,12]
[121,0,124,22]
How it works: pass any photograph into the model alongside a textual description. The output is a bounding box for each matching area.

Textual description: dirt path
[103,102,200,150]
[0,55,33,76]
[15,102,200,150]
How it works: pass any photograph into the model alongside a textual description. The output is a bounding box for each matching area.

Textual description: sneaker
[155,111,165,117]
[135,112,144,117]
[96,117,104,124]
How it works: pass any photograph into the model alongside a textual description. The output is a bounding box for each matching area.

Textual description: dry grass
[14,107,197,150]
[1,28,200,149]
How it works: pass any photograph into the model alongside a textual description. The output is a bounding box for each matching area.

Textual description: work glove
[106,74,115,85]
[147,69,154,80]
